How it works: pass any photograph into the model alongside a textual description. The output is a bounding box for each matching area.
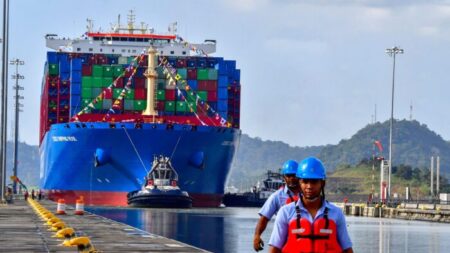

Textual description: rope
[122,127,148,175]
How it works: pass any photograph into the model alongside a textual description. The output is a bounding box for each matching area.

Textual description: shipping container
[165,89,176,101]
[103,66,113,77]
[156,90,165,100]
[92,65,103,77]
[165,101,175,112]
[82,64,92,76]
[176,101,187,112]
[134,88,146,100]
[92,77,103,88]
[134,100,147,110]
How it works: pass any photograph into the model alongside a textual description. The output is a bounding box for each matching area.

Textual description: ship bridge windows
[77,48,81,52]
[113,37,119,41]
[120,37,127,41]
[170,51,174,55]
[89,48,93,52]
[182,51,186,55]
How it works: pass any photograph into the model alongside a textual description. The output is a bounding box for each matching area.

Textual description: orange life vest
[282,203,342,253]
[286,190,299,204]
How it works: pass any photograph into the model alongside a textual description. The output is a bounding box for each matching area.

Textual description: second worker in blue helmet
[268,157,354,253]
[253,160,301,252]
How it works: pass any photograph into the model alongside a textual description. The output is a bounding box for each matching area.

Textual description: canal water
[86,207,450,253]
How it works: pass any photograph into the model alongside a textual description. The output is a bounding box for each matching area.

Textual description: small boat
[127,156,192,208]
[223,170,284,207]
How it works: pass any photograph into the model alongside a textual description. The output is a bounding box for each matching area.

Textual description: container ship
[39,12,241,207]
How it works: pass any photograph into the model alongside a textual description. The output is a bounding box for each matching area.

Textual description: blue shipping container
[71,82,81,94]
[60,72,70,81]
[70,95,81,106]
[218,88,228,99]
[71,71,82,83]
[218,76,228,88]
[47,52,58,64]
[187,80,198,90]
[187,58,197,68]
[218,100,228,111]
[71,59,82,71]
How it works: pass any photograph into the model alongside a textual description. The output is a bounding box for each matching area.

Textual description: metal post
[1,0,10,202]
[437,156,440,196]
[431,156,434,197]
[385,46,404,203]
[10,59,24,194]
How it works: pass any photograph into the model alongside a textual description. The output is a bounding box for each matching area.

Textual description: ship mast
[142,47,158,116]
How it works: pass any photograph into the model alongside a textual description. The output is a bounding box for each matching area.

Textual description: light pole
[10,59,25,194]
[385,46,404,203]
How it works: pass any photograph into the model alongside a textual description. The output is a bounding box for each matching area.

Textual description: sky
[3,0,450,147]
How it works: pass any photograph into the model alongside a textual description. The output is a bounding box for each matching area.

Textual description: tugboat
[127,156,192,208]
[222,170,284,207]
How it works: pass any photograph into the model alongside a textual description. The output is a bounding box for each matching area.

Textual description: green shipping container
[102,77,113,87]
[187,101,197,112]
[197,91,208,101]
[82,76,93,88]
[197,69,209,80]
[125,89,135,99]
[81,87,92,98]
[176,101,187,112]
[93,101,102,110]
[92,65,103,77]
[113,65,123,78]
[156,90,165,100]
[165,101,175,112]
[81,99,91,107]
[113,89,122,99]
[134,100,147,110]
[186,91,196,103]
[127,57,134,64]
[92,77,103,88]
[103,66,113,77]
[177,68,187,80]
[208,69,218,80]
[48,64,59,76]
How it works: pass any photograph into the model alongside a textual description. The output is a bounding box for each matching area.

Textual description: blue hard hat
[296,157,326,180]
[281,160,299,175]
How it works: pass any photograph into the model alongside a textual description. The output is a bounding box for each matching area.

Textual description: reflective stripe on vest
[281,204,342,253]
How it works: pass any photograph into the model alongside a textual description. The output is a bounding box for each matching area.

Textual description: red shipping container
[104,88,113,99]
[124,68,133,78]
[88,55,97,65]
[135,88,147,100]
[176,59,187,68]
[165,89,176,100]
[207,91,217,102]
[205,80,217,91]
[134,77,145,88]
[82,64,92,76]
[198,80,208,90]
[187,69,197,80]
[156,101,165,111]
[115,78,124,88]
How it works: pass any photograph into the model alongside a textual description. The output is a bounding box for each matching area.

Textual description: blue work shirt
[269,199,352,250]
[259,186,298,220]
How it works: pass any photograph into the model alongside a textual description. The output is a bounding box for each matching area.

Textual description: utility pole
[385,46,404,203]
[1,0,10,202]
[10,59,25,194]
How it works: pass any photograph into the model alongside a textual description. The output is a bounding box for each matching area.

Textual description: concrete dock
[0,199,209,252]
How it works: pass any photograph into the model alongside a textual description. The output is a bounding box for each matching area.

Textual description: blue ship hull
[40,122,240,207]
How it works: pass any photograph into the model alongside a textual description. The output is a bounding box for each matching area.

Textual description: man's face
[299,179,324,200]
[283,174,299,189]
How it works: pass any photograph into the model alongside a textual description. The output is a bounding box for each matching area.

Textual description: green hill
[318,119,450,176]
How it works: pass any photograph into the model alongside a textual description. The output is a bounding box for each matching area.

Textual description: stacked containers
[40,51,242,141]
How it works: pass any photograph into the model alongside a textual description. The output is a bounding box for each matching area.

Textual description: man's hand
[253,235,264,251]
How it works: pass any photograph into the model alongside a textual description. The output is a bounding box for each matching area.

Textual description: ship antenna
[86,18,94,33]
[127,10,135,34]
[168,22,178,35]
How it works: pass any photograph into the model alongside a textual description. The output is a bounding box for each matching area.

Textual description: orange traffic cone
[75,197,84,215]
[56,199,66,215]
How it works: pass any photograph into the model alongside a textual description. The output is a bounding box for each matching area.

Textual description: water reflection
[86,207,450,253]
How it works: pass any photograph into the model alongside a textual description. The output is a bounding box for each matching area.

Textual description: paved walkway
[0,199,209,252]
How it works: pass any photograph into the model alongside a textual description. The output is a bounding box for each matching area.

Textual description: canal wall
[338,202,450,223]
